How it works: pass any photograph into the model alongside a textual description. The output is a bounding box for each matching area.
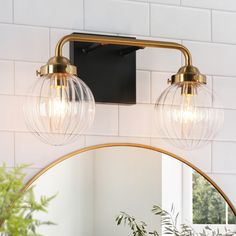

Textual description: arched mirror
[26,143,236,235]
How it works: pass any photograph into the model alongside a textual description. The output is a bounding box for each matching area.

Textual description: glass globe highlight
[24,73,95,146]
[155,82,224,150]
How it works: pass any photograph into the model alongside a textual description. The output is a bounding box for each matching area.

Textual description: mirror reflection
[31,146,235,235]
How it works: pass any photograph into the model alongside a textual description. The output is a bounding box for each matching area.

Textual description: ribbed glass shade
[24,73,95,146]
[155,82,224,150]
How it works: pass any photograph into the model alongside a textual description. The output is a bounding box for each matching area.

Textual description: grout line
[13,132,16,167]
[2,21,236,47]
[8,162,236,176]
[210,9,213,42]
[208,172,236,176]
[83,0,85,30]
[210,78,217,173]
[0,91,235,110]
[138,68,236,79]
[118,0,149,6]
[12,0,14,23]
[49,28,51,57]
[180,4,236,14]
[149,71,152,104]
[124,0,236,15]
[125,0,180,6]
[3,131,236,149]
[183,38,236,46]
[151,136,236,144]
[149,137,152,145]
[138,69,178,74]
[118,105,120,136]
[123,101,228,109]
[149,3,151,36]
[82,136,236,176]
[85,133,151,141]
[180,39,183,65]
[84,133,236,145]
[0,58,46,64]
[0,20,234,47]
[0,22,84,34]
[0,21,52,30]
[25,167,42,170]
[211,75,214,106]
[210,141,213,172]
[13,61,15,95]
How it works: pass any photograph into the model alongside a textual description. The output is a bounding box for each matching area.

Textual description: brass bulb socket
[37,56,77,77]
[170,65,206,85]
[180,83,198,96]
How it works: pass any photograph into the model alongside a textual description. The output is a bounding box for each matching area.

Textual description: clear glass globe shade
[24,73,95,146]
[155,82,224,150]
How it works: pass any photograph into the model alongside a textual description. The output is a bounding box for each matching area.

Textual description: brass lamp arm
[55,34,192,66]
[40,33,205,84]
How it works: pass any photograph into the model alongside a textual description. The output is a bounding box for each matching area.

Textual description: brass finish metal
[181,83,197,96]
[38,34,207,87]
[24,143,236,216]
[51,76,67,88]
[38,56,77,76]
[55,34,192,66]
[37,34,208,87]
[171,65,206,84]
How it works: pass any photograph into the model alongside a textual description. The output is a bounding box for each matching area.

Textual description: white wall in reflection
[32,147,192,235]
[34,151,94,236]
[93,147,162,236]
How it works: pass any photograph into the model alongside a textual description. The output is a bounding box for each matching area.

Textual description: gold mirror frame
[25,143,236,215]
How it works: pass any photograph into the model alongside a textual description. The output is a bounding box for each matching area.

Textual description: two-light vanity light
[23,34,224,149]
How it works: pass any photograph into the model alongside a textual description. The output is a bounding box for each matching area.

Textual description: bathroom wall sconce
[24,33,224,149]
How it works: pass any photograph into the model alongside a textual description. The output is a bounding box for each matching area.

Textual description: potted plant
[0,164,55,236]
[116,205,236,236]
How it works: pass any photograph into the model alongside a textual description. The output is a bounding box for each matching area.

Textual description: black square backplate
[70,33,137,104]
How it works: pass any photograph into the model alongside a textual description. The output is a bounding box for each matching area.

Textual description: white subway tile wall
[150,0,180,5]
[50,28,75,58]
[151,5,211,41]
[209,174,236,208]
[0,95,27,132]
[85,0,149,35]
[85,135,151,146]
[183,41,236,76]
[137,44,181,71]
[0,132,14,166]
[14,0,84,29]
[182,0,236,11]
[215,109,236,141]
[151,71,172,103]
[85,104,119,136]
[0,24,49,62]
[212,141,236,174]
[151,138,212,173]
[212,11,236,44]
[0,0,12,23]
[0,61,14,95]
[119,104,154,137]
[0,0,235,206]
[14,61,43,96]
[136,70,151,104]
[213,76,236,109]
[15,132,85,168]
